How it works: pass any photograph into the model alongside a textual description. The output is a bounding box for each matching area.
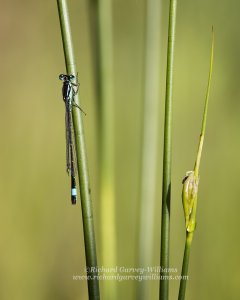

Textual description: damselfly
[59,74,85,205]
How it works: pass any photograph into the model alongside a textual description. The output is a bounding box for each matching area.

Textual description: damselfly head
[59,74,75,82]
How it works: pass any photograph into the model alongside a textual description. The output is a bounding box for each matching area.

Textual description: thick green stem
[160,0,178,299]
[178,233,193,300]
[56,1,100,299]
[86,1,116,298]
[97,1,117,299]
[137,0,161,299]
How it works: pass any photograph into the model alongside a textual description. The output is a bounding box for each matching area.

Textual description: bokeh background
[0,0,239,299]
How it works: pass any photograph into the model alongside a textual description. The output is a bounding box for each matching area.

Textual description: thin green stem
[194,28,214,177]
[56,1,100,299]
[200,27,214,139]
[178,30,214,300]
[160,0,178,299]
[178,233,193,300]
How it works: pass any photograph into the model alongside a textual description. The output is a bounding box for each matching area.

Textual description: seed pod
[182,171,199,232]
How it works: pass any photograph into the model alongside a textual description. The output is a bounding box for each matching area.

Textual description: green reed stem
[178,232,193,300]
[178,29,214,300]
[56,1,100,299]
[194,28,214,178]
[91,0,117,299]
[160,0,178,299]
[137,0,161,299]
[86,1,117,298]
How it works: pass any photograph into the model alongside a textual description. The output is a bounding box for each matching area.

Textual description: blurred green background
[0,0,239,299]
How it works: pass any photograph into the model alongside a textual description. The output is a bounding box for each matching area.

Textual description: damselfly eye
[69,75,75,80]
[59,74,65,81]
